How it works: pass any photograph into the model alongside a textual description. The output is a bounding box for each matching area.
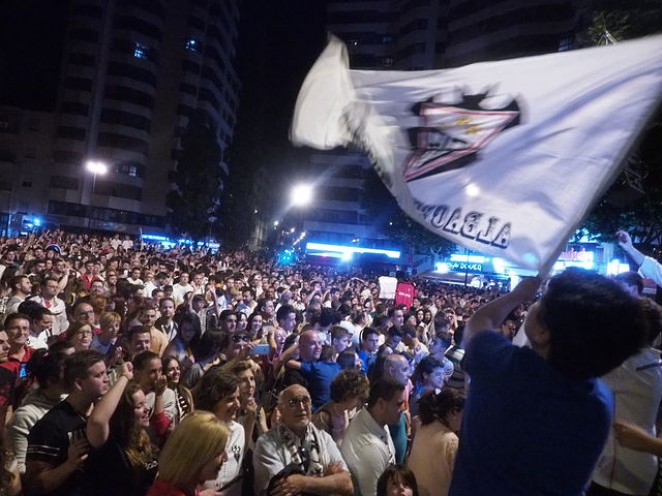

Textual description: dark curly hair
[194,368,239,411]
[418,388,465,426]
[330,369,369,404]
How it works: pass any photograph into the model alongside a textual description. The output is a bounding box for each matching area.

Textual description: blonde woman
[147,411,229,496]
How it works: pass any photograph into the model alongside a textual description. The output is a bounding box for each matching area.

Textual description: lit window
[134,42,148,59]
[185,38,200,52]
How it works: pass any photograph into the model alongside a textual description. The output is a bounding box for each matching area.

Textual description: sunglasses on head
[232,335,250,343]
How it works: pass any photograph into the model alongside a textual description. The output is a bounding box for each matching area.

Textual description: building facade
[0,0,241,234]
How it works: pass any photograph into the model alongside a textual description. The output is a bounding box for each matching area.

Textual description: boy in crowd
[450,270,648,496]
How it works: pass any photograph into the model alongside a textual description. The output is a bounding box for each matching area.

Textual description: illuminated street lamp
[85,160,108,196]
[290,183,313,241]
[85,160,108,229]
[291,183,313,207]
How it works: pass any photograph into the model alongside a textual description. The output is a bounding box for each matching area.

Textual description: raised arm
[464,277,541,349]
[86,362,133,448]
[617,231,645,267]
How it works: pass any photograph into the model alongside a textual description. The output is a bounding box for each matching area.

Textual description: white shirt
[143,281,158,297]
[145,388,178,425]
[253,422,347,495]
[592,347,662,494]
[27,333,48,350]
[173,283,194,305]
[202,420,245,496]
[28,295,69,337]
[640,256,662,287]
[340,407,395,496]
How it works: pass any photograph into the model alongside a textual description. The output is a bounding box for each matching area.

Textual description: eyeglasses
[232,335,250,343]
[76,330,93,337]
[288,396,311,408]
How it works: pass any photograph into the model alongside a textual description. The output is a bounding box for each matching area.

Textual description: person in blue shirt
[450,269,648,496]
[358,327,380,376]
[283,330,341,412]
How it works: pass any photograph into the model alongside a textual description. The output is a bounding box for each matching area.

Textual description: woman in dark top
[84,363,169,496]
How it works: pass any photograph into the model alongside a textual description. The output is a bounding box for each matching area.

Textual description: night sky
[230,0,328,178]
[0,1,68,110]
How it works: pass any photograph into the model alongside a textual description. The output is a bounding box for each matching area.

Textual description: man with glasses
[155,297,178,343]
[253,385,353,495]
[70,300,96,329]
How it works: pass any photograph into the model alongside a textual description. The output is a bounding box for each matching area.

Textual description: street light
[85,160,108,196]
[290,183,313,249]
[291,183,313,207]
[85,160,108,229]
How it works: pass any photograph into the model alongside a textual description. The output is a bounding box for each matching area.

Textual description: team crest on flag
[405,90,522,181]
[291,35,662,272]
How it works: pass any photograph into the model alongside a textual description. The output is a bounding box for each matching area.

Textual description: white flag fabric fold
[291,35,662,272]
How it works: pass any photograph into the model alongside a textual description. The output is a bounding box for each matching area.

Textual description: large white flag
[290,35,662,272]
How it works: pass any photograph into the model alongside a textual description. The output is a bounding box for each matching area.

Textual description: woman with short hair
[195,369,245,496]
[312,369,369,446]
[407,388,465,496]
[64,321,94,352]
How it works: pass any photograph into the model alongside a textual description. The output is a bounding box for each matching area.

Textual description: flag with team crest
[290,35,662,273]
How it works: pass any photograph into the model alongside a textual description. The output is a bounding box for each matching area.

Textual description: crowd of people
[0,228,658,496]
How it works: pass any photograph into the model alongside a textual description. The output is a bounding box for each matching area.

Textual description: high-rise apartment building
[0,0,240,233]
[443,0,592,67]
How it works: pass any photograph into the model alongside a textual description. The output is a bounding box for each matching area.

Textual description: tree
[167,112,224,242]
[576,1,662,249]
